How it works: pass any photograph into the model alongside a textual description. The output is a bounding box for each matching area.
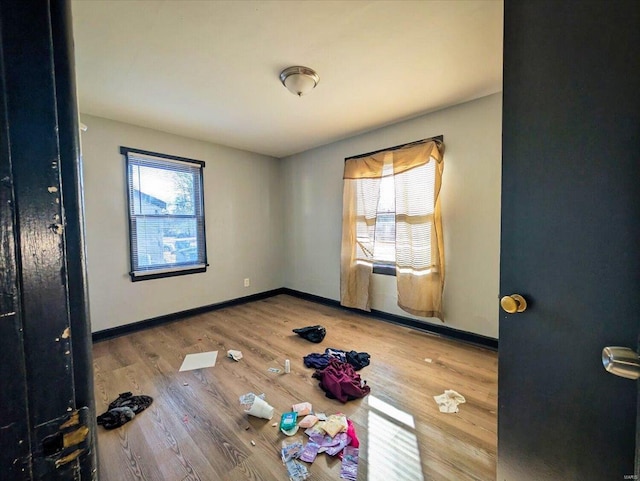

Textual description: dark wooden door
[0,0,97,478]
[499,1,640,480]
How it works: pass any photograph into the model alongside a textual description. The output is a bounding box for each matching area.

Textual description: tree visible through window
[121,147,207,281]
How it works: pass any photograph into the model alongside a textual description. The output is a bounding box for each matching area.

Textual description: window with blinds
[121,147,207,281]
[368,155,436,275]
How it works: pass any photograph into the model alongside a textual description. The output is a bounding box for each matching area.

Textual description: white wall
[80,114,284,332]
[281,93,502,338]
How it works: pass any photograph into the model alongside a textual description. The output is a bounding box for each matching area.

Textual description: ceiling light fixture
[279,66,320,97]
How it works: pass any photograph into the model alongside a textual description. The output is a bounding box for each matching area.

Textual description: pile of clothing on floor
[302,347,371,403]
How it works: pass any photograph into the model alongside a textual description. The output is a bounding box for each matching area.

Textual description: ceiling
[71,1,503,158]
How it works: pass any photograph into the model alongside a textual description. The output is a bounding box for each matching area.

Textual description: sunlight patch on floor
[367,395,424,481]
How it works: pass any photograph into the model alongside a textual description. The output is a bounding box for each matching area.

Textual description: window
[121,147,207,281]
[371,158,436,276]
[341,138,444,319]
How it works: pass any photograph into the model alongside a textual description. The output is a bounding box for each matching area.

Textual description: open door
[499,1,640,480]
[0,0,97,478]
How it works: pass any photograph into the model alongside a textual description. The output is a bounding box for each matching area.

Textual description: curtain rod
[344,135,443,161]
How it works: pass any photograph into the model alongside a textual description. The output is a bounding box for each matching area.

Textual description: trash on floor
[281,425,299,436]
[292,325,326,343]
[179,350,218,372]
[280,411,298,431]
[273,402,361,479]
[292,402,313,416]
[433,389,466,413]
[267,367,282,374]
[307,432,340,457]
[281,439,303,462]
[299,439,321,463]
[240,392,274,420]
[239,392,265,404]
[227,349,243,361]
[281,440,310,481]
[424,358,433,363]
[321,414,348,438]
[96,391,153,430]
[340,446,359,480]
[298,415,318,429]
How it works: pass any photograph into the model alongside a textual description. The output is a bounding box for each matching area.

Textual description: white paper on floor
[179,351,218,372]
[227,349,243,361]
[433,389,466,413]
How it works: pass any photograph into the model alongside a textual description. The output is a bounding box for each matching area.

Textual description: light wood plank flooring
[93,294,497,481]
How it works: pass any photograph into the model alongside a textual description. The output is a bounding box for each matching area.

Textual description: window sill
[130,265,207,282]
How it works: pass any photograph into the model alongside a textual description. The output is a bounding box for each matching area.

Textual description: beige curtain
[393,141,445,320]
[340,139,445,319]
[340,154,384,311]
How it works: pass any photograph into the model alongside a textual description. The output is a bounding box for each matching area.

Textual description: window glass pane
[132,164,197,216]
[373,162,396,264]
[373,212,395,263]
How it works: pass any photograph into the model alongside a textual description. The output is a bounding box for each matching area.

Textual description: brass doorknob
[500,294,527,313]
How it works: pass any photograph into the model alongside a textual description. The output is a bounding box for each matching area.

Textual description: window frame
[121,146,208,282]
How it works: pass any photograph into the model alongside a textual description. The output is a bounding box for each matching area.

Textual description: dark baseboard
[92,286,498,351]
[92,288,286,342]
[280,288,498,351]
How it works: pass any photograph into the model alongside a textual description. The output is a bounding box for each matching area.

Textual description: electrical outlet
[244,278,250,287]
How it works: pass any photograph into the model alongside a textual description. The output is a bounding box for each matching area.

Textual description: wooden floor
[93,295,497,481]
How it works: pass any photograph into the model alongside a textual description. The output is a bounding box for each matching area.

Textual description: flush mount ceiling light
[279,66,320,97]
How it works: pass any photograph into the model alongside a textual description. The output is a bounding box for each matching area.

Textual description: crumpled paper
[433,389,466,413]
[227,349,243,361]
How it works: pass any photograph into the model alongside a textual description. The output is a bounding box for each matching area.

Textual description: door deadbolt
[500,294,527,314]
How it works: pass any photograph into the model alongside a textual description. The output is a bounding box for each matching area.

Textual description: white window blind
[394,159,436,273]
[122,147,207,280]
[357,158,436,270]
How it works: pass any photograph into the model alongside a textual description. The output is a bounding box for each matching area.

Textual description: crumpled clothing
[346,350,370,370]
[346,419,359,448]
[293,325,326,343]
[312,358,370,403]
[304,348,370,371]
[304,352,331,369]
[325,348,347,363]
[96,391,153,430]
[433,389,466,413]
